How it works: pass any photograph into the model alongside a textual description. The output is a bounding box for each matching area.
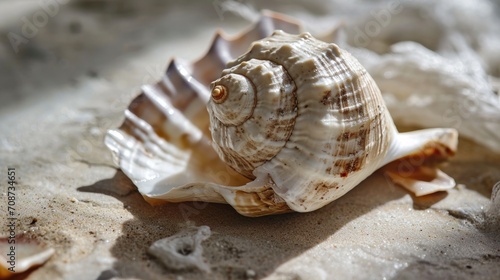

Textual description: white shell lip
[104,11,459,217]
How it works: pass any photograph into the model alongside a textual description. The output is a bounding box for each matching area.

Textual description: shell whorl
[208,30,395,211]
[208,58,298,178]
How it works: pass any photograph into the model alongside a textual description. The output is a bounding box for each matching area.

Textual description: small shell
[105,12,458,216]
[0,234,55,277]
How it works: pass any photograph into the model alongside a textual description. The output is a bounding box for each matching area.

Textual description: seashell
[105,12,458,217]
[0,234,55,277]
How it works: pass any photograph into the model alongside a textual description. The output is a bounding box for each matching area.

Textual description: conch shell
[105,12,458,217]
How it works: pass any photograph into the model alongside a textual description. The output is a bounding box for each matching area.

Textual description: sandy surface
[1,1,499,279]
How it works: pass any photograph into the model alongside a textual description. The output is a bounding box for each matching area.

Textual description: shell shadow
[78,170,417,279]
[411,191,449,210]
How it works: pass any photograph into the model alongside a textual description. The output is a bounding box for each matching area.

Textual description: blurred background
[2,0,499,110]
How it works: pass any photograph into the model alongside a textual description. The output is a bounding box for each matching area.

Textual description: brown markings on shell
[232,185,291,216]
[321,90,332,105]
[260,60,298,144]
[214,141,255,178]
[339,83,349,109]
[327,114,385,177]
[331,75,366,120]
[209,59,298,178]
[265,110,297,141]
[214,124,285,179]
[334,156,364,178]
[385,138,457,173]
[313,182,340,200]
[322,74,373,178]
